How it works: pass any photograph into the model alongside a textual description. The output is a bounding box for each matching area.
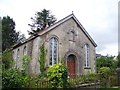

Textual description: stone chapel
[12,13,97,77]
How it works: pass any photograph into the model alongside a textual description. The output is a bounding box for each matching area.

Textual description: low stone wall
[72,82,100,88]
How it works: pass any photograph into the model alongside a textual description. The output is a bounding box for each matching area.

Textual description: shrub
[2,69,30,88]
[68,73,97,86]
[2,50,13,70]
[117,53,120,68]
[98,67,111,87]
[96,56,117,73]
[85,72,97,82]
[47,63,68,88]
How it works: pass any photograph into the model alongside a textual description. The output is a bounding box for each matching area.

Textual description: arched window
[49,37,58,65]
[17,49,20,68]
[12,51,15,60]
[23,46,27,55]
[17,49,20,60]
[84,44,90,67]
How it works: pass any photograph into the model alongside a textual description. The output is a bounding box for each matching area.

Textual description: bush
[96,56,117,73]
[68,73,97,86]
[2,69,30,88]
[47,63,68,88]
[2,50,13,70]
[117,53,120,68]
[98,67,111,87]
[85,72,97,82]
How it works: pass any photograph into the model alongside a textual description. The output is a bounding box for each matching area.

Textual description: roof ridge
[12,13,97,49]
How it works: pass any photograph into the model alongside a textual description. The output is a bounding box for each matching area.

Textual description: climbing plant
[39,44,47,74]
[61,57,66,66]
[22,55,31,75]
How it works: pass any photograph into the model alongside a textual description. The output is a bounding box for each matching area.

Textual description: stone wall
[12,17,96,76]
[42,18,96,75]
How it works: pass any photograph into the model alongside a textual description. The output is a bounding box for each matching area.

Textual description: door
[67,54,76,78]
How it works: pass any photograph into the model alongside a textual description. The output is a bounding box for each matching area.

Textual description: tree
[28,9,57,35]
[2,16,19,52]
[0,17,2,52]
[17,33,26,43]
[2,49,13,69]
[96,56,117,73]
[117,52,120,68]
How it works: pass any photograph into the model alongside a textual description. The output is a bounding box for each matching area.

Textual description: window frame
[17,49,20,60]
[17,48,20,68]
[23,45,27,55]
[84,44,90,68]
[49,36,58,66]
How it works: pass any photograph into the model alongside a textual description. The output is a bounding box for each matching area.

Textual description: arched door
[67,54,76,78]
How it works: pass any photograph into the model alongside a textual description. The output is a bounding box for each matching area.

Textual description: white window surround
[49,37,58,66]
[84,44,90,68]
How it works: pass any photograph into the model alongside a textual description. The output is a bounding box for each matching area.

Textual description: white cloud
[0,0,119,56]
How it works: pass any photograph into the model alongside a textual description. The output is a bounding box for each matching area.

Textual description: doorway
[67,54,76,78]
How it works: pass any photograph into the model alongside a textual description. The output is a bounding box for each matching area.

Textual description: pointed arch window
[17,49,20,68]
[84,44,90,67]
[17,49,20,60]
[49,37,58,66]
[23,46,27,55]
[12,51,15,60]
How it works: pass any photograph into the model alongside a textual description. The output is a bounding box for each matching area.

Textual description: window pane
[85,44,90,67]
[49,37,58,65]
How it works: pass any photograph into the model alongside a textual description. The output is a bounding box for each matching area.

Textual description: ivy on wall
[39,43,47,74]
[22,55,31,75]
[61,57,66,66]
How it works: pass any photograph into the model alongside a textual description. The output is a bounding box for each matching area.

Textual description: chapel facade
[12,14,97,77]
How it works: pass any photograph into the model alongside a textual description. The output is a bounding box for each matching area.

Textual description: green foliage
[2,69,31,88]
[98,67,111,87]
[2,16,19,52]
[2,50,13,70]
[85,72,97,82]
[117,52,120,68]
[47,63,68,88]
[96,56,117,73]
[22,55,31,75]
[28,9,57,35]
[0,53,2,75]
[61,57,66,66]
[39,44,47,74]
[68,73,97,86]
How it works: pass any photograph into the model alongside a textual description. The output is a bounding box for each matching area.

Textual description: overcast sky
[0,0,119,56]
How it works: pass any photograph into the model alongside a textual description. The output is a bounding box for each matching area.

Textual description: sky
[0,0,119,56]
